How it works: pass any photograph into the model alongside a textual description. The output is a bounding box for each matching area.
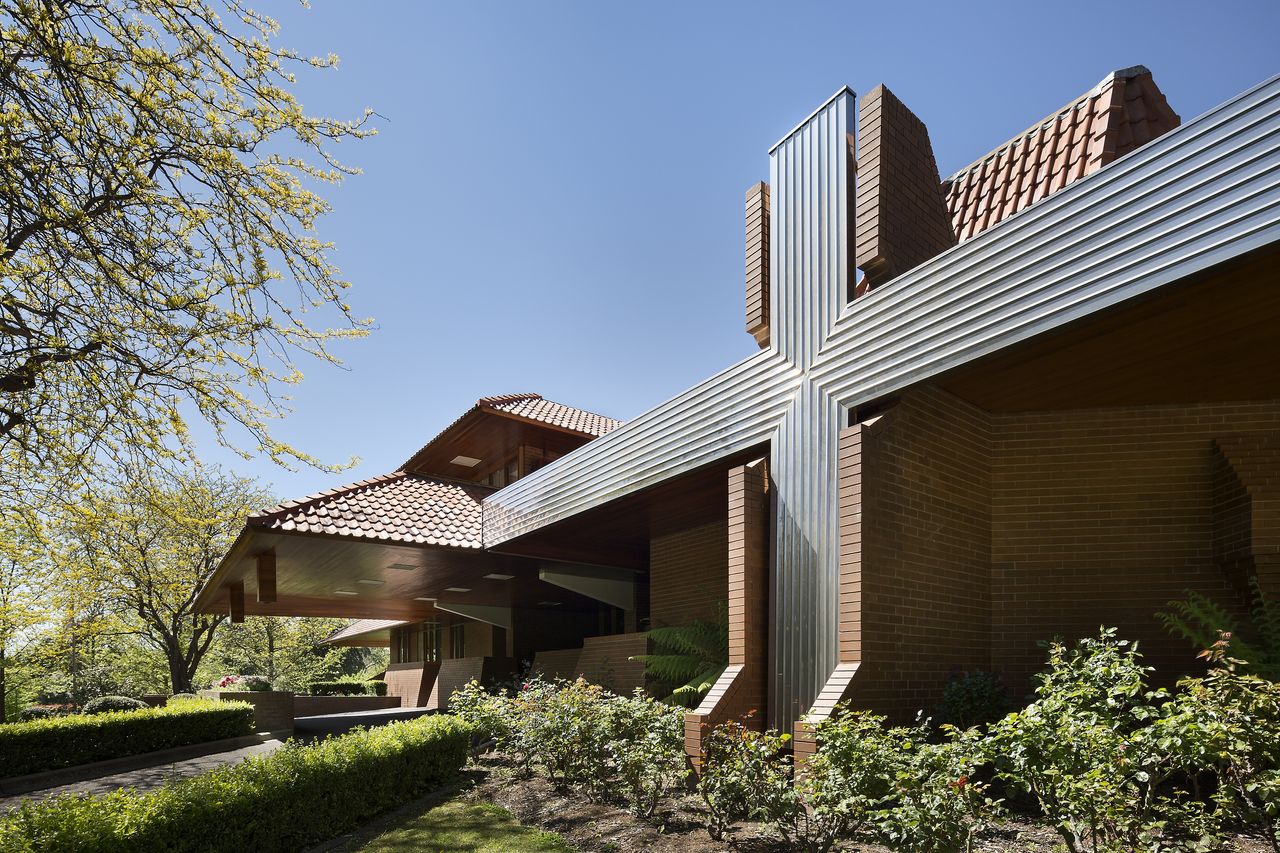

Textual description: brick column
[685,458,769,771]
[793,420,876,761]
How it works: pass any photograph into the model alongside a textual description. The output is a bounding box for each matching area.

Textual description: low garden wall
[0,714,472,852]
[199,690,294,733]
[0,699,254,778]
[294,695,401,716]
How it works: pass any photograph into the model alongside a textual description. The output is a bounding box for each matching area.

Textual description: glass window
[421,621,441,663]
[450,622,466,659]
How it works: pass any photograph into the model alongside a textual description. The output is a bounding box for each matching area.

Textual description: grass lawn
[347,797,573,852]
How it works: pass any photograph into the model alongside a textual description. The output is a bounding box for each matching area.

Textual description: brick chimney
[744,181,770,348]
[854,84,956,293]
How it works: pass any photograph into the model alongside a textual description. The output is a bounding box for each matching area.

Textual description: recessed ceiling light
[450,455,481,467]
[413,596,437,602]
[538,601,561,607]
[483,573,514,581]
[334,589,358,596]
[356,579,384,586]
[444,587,471,593]
[388,563,416,571]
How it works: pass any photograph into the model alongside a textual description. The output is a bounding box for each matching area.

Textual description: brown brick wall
[854,386,993,719]
[686,460,770,768]
[1212,433,1280,597]
[574,632,649,694]
[991,403,1280,692]
[650,519,728,626]
[812,389,1279,731]
[385,661,440,708]
[854,85,955,291]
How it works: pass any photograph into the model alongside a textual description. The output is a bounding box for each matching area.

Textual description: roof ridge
[248,471,410,524]
[478,392,542,406]
[501,394,623,423]
[945,65,1152,183]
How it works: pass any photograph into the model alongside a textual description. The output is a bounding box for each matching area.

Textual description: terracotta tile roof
[943,66,1180,243]
[248,472,492,548]
[480,393,623,437]
[323,618,410,645]
[399,393,622,473]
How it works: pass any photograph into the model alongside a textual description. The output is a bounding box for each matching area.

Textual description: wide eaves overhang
[483,72,1280,548]
[194,473,600,620]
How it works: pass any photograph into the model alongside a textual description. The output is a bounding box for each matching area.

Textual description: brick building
[196,66,1280,760]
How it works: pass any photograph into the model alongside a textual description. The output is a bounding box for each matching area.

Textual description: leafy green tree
[0,0,373,516]
[631,602,728,706]
[0,515,49,719]
[63,465,274,693]
[205,616,378,691]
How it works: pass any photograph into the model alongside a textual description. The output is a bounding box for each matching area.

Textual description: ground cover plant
[0,697,253,777]
[339,797,572,853]
[0,714,471,852]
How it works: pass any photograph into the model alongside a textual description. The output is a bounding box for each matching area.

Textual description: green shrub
[0,699,254,777]
[984,629,1182,853]
[17,704,78,721]
[1151,636,1280,849]
[870,725,1001,853]
[607,690,686,818]
[451,677,688,817]
[696,720,792,841]
[15,707,52,722]
[935,670,1011,730]
[793,709,903,851]
[308,680,372,696]
[0,714,471,852]
[82,695,147,715]
[367,680,388,696]
[450,678,517,757]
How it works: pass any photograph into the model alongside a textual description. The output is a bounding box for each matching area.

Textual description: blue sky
[203,0,1280,501]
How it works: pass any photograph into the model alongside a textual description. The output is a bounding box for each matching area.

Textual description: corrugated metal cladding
[482,72,1280,728]
[811,72,1280,408]
[769,378,844,726]
[765,90,856,727]
[482,349,802,546]
[769,88,856,371]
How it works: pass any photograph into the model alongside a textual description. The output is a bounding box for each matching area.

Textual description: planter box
[199,690,294,734]
[294,695,401,717]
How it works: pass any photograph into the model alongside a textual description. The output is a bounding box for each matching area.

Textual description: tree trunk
[168,653,192,694]
[267,624,276,683]
[0,645,7,723]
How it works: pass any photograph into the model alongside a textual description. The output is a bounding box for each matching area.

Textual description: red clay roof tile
[944,66,1179,244]
[482,394,623,436]
[248,472,491,549]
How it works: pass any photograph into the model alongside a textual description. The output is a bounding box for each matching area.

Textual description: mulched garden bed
[466,754,1274,853]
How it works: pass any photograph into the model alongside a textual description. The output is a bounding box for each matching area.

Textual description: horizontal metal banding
[811,74,1280,407]
[482,350,802,546]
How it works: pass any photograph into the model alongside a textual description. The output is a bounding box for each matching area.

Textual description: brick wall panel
[991,403,1280,691]
[651,520,728,626]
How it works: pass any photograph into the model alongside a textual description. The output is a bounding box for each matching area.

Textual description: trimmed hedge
[0,714,472,852]
[82,695,147,715]
[0,699,254,778]
[308,680,383,696]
